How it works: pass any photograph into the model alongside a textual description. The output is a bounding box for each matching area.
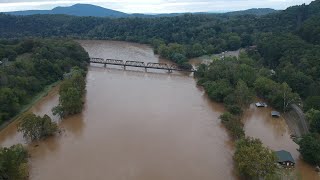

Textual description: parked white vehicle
[255,102,268,107]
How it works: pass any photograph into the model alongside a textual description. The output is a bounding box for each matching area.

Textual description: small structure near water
[275,150,295,167]
[271,111,281,118]
[255,102,268,107]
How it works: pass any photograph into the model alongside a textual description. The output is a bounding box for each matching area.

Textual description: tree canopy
[234,137,278,179]
[0,39,89,125]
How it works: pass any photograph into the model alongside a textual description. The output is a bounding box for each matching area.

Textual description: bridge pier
[145,67,147,72]
[104,64,106,68]
[124,65,126,70]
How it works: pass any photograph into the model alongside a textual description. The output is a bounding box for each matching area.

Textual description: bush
[220,112,245,139]
[226,105,243,115]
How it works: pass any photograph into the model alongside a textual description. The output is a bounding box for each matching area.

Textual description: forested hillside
[0,39,89,125]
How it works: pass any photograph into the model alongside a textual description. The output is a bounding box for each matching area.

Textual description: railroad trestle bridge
[90,58,195,73]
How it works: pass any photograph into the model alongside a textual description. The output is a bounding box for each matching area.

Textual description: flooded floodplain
[0,40,318,179]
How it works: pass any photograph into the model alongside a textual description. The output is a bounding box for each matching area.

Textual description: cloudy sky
[0,0,314,13]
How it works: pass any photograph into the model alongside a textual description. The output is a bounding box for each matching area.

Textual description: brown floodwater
[244,104,319,179]
[0,40,234,180]
[0,40,318,180]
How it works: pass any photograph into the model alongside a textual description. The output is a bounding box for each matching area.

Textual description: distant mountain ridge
[5,4,129,17]
[4,4,277,17]
[224,8,277,16]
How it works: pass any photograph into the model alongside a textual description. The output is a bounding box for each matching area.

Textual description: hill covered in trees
[5,4,130,17]
[224,8,277,16]
[0,0,319,98]
[3,3,277,18]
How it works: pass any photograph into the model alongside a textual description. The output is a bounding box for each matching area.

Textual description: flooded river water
[0,40,318,179]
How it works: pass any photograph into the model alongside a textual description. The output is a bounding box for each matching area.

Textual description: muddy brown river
[0,40,319,179]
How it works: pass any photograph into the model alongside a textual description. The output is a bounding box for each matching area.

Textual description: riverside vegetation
[0,39,89,179]
[52,67,87,118]
[0,39,89,126]
[0,0,320,179]
[195,53,300,179]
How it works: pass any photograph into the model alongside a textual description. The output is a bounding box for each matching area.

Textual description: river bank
[0,81,61,131]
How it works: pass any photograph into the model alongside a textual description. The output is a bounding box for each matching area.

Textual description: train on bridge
[89,58,196,73]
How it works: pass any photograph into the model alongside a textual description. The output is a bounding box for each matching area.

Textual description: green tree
[234,80,254,108]
[18,113,58,141]
[227,35,241,50]
[254,77,276,98]
[236,64,256,87]
[0,144,28,180]
[306,109,320,134]
[304,96,320,112]
[273,83,300,112]
[53,67,86,118]
[204,79,233,102]
[298,133,320,166]
[234,137,278,179]
[0,88,20,121]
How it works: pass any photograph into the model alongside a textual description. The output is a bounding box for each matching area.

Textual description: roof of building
[271,111,280,117]
[275,150,295,163]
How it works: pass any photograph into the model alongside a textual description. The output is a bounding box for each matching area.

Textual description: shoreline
[0,81,61,131]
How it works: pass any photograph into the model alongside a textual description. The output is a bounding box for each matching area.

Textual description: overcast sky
[0,0,314,13]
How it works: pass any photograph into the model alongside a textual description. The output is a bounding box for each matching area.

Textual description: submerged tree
[18,113,58,141]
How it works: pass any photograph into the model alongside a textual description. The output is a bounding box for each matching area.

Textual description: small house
[275,150,295,167]
[255,102,267,107]
[271,111,280,118]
